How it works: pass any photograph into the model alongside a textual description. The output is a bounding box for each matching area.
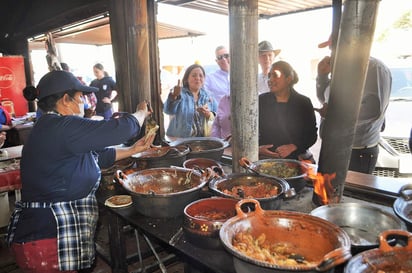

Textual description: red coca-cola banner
[0,56,28,116]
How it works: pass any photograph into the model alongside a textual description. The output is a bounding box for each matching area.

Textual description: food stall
[95,143,412,273]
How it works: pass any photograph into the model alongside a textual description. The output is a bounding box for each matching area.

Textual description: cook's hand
[171,79,182,100]
[314,103,328,118]
[275,144,297,158]
[197,104,213,119]
[317,56,331,75]
[130,134,155,154]
[259,144,280,158]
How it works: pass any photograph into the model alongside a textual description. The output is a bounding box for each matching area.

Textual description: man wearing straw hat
[258,40,281,94]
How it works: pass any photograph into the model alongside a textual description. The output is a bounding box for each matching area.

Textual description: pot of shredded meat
[115,167,207,218]
[208,173,291,210]
[219,199,352,273]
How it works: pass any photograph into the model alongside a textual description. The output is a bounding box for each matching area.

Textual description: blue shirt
[204,69,230,104]
[90,76,117,113]
[13,112,141,242]
[164,87,217,138]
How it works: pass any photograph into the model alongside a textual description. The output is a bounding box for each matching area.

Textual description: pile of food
[232,230,317,267]
[221,182,279,198]
[256,161,299,178]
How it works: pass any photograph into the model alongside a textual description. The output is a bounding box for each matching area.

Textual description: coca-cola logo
[0,67,15,89]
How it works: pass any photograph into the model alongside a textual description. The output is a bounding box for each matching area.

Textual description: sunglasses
[216,54,230,60]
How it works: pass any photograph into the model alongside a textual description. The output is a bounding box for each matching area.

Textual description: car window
[390,67,412,98]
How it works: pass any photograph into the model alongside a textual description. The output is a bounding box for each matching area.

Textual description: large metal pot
[169,137,229,161]
[310,203,406,253]
[239,157,309,193]
[131,145,190,169]
[344,229,412,273]
[209,173,293,210]
[100,157,135,191]
[115,167,207,218]
[393,184,412,231]
[219,199,352,273]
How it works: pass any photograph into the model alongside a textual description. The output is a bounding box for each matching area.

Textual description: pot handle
[299,161,318,180]
[114,170,127,186]
[204,166,225,180]
[316,247,352,272]
[379,229,412,252]
[239,157,252,168]
[234,199,264,217]
[399,184,412,201]
[239,157,261,176]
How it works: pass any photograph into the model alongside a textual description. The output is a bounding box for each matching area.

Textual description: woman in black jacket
[259,61,317,162]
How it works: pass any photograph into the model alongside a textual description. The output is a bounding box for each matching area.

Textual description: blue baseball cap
[37,70,98,100]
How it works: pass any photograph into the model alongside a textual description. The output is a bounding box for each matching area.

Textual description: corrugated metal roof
[157,0,333,18]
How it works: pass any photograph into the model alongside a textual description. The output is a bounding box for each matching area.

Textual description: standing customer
[258,40,281,94]
[164,64,217,139]
[90,63,118,120]
[316,37,392,174]
[211,94,231,139]
[204,45,230,104]
[6,70,154,273]
[259,61,317,161]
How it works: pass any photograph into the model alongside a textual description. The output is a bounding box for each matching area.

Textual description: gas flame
[299,160,337,205]
[313,172,336,205]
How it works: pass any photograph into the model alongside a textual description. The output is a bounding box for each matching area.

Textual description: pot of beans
[219,199,352,273]
[183,197,238,249]
[208,173,293,210]
[239,157,309,193]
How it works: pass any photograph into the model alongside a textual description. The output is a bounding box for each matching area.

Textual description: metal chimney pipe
[229,0,259,172]
[318,0,381,202]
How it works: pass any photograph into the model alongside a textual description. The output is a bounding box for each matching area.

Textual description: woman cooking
[259,61,317,162]
[6,70,155,273]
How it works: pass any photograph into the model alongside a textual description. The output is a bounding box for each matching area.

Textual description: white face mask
[77,101,85,118]
[71,96,85,117]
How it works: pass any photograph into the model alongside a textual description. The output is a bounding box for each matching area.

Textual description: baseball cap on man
[258,40,281,56]
[37,70,98,100]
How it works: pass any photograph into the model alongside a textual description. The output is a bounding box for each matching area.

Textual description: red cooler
[0,56,28,117]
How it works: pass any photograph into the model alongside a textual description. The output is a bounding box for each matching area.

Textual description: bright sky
[156,0,411,66]
[155,0,411,103]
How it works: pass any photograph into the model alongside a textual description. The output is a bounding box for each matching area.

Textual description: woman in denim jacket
[164,64,217,138]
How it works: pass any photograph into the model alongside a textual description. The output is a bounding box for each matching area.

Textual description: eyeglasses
[216,54,230,60]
